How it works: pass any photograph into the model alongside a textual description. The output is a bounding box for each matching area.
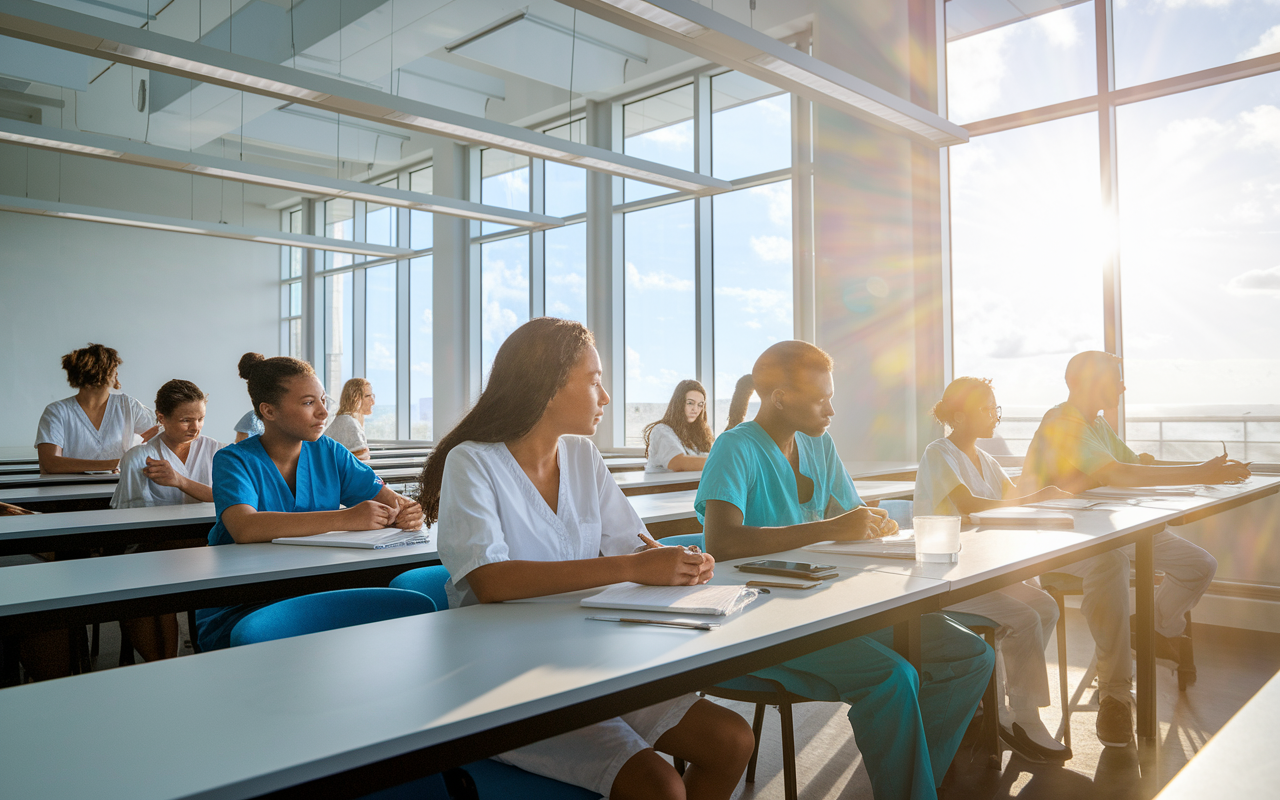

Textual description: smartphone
[736,560,839,580]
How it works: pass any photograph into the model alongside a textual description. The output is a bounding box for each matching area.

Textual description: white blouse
[645,423,708,473]
[914,437,1014,517]
[34,394,155,463]
[110,434,226,508]
[438,435,648,608]
[324,414,368,454]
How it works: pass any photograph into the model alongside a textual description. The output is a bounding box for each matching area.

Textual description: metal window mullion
[693,72,715,417]
[352,264,367,379]
[396,204,411,440]
[1097,0,1125,436]
[530,155,546,318]
[792,30,816,344]
[586,99,625,449]
[467,145,483,397]
[302,199,319,368]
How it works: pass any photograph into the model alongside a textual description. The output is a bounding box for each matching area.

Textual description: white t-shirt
[438,435,648,608]
[110,434,227,508]
[34,394,156,463]
[645,422,709,473]
[233,411,264,438]
[914,437,1014,517]
[324,414,368,454]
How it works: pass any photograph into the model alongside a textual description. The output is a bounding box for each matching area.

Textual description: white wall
[0,148,282,451]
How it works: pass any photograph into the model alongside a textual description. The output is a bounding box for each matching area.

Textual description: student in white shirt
[323,378,373,460]
[232,410,264,442]
[111,379,226,661]
[420,317,754,800]
[35,343,158,473]
[643,379,713,473]
[915,377,1074,761]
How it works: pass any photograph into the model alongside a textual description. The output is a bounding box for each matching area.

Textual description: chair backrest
[879,499,915,530]
[389,565,452,612]
[657,533,705,550]
[229,587,436,647]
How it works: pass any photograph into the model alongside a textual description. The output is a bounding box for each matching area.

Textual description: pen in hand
[638,531,701,554]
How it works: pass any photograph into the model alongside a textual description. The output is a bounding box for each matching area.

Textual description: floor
[28,603,1280,800]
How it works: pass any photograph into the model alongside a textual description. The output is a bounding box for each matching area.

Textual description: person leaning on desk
[1017,350,1251,748]
[194,353,423,652]
[696,341,995,800]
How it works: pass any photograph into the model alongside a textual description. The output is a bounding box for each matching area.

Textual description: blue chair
[389,564,451,612]
[389,566,603,799]
[229,588,436,647]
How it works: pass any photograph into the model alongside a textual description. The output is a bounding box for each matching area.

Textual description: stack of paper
[580,583,760,616]
[272,528,429,550]
[968,508,1074,527]
[1084,486,1200,499]
[803,532,917,560]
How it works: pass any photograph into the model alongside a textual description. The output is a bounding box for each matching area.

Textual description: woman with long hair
[917,377,1074,761]
[194,354,422,651]
[416,317,753,800]
[642,379,713,473]
[725,374,754,430]
[35,343,159,473]
[324,377,375,460]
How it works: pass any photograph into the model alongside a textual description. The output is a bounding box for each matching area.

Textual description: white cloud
[626,345,643,380]
[1035,11,1079,48]
[481,301,519,344]
[642,123,692,148]
[1239,105,1280,151]
[718,286,791,323]
[749,234,791,263]
[1153,116,1227,164]
[747,181,791,227]
[367,340,396,372]
[1240,24,1280,60]
[1226,265,1280,296]
[625,261,693,292]
[1153,0,1233,7]
[946,27,1013,122]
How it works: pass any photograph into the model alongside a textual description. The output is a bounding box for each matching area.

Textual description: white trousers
[1055,528,1216,703]
[947,581,1058,709]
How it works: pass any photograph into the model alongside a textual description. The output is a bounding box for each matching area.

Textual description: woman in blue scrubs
[195,353,424,651]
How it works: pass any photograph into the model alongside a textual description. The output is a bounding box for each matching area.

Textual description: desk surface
[0,482,116,505]
[0,556,947,800]
[1153,669,1280,800]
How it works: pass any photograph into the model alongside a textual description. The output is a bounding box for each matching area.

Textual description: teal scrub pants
[754,613,994,800]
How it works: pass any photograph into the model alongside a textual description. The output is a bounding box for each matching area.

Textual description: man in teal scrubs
[696,341,993,800]
[1019,350,1249,747]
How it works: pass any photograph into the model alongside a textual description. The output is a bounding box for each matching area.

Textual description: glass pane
[364,264,397,440]
[289,208,302,233]
[950,113,1105,454]
[546,120,587,218]
[323,272,354,400]
[410,166,433,194]
[366,203,396,248]
[410,210,433,250]
[1116,0,1280,89]
[545,223,587,324]
[288,318,302,361]
[946,2,1096,125]
[1117,73,1280,461]
[325,199,354,271]
[624,84,695,203]
[289,282,301,317]
[481,235,530,382]
[289,247,302,278]
[624,200,695,446]
[713,181,793,432]
[711,73,791,180]
[409,256,433,441]
[481,148,530,235]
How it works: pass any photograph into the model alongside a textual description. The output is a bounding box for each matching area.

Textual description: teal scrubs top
[1022,402,1139,492]
[695,421,861,527]
[195,436,385,649]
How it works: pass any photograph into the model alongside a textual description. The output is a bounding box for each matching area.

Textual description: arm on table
[666,454,707,471]
[703,499,896,562]
[466,546,714,604]
[220,500,398,543]
[944,483,1074,514]
[36,443,118,474]
[1094,455,1250,487]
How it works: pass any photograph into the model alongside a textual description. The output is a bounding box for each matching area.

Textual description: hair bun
[237,352,266,380]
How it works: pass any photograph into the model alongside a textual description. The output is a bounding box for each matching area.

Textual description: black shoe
[1003,722,1072,762]
[1096,696,1134,748]
[997,722,1046,763]
[1130,614,1188,666]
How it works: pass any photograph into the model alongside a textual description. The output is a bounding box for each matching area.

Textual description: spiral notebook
[580,583,760,616]
[803,531,917,560]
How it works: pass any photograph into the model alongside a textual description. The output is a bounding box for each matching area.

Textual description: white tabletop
[1153,669,1280,800]
[843,461,919,479]
[0,471,121,488]
[0,482,116,505]
[0,463,40,475]
[624,482,916,526]
[0,446,38,464]
[0,558,948,800]
[612,470,702,489]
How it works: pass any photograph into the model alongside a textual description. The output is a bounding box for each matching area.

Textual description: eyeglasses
[980,405,1002,422]
[685,399,706,410]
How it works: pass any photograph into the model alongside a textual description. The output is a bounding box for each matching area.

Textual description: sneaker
[1096,696,1133,748]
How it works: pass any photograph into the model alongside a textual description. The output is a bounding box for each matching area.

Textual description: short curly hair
[61,343,123,389]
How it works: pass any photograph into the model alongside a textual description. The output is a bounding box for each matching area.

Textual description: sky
[947,1,1280,430]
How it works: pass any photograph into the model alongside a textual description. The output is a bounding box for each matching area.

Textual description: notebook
[272,528,429,550]
[1083,486,1200,499]
[580,583,760,616]
[803,531,918,560]
[968,508,1074,527]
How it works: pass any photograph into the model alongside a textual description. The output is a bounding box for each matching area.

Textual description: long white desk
[0,482,115,509]
[613,469,701,495]
[1153,669,1280,799]
[0,472,120,489]
[0,556,949,800]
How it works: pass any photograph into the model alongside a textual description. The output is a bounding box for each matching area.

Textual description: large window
[364,264,397,439]
[409,257,433,440]
[323,271,353,400]
[947,3,1280,460]
[480,235,530,382]
[624,84,695,203]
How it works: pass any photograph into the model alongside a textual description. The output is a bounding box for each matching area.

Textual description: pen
[637,531,701,554]
[587,615,719,630]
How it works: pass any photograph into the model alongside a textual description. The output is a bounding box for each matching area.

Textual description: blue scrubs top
[695,421,861,527]
[195,436,385,649]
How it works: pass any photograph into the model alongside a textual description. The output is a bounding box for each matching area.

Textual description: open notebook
[1083,486,1201,499]
[803,531,917,560]
[580,583,760,616]
[968,508,1074,527]
[272,528,429,550]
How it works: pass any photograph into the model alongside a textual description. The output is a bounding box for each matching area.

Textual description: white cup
[913,515,961,563]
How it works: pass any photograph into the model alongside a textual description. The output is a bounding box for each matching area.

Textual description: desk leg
[893,618,922,672]
[1135,533,1157,741]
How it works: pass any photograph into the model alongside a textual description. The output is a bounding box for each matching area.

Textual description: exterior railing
[991,415,1280,463]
